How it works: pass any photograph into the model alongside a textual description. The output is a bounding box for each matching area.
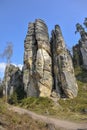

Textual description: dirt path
[8,105,87,130]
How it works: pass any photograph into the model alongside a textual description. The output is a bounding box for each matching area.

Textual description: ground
[0,67,87,130]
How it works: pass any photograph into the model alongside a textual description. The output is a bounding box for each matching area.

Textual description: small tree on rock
[1,42,13,64]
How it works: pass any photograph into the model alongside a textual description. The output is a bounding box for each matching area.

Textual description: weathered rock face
[23,19,52,97]
[3,64,24,98]
[23,19,78,98]
[73,44,82,67]
[1,19,78,99]
[51,25,78,98]
[73,33,87,69]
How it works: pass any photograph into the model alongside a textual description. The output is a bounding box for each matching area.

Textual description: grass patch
[0,67,86,123]
[58,67,87,121]
[19,97,55,115]
[75,67,87,83]
[18,67,87,122]
[0,98,50,130]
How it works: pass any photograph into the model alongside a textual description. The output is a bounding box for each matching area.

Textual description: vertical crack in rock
[23,22,39,97]
[31,23,39,96]
[50,29,62,98]
[35,19,52,97]
[41,49,45,77]
[23,19,53,97]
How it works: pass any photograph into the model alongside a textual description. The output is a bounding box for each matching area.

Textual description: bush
[19,97,54,114]
[8,92,18,105]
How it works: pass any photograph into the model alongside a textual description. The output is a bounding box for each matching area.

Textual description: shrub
[8,92,18,105]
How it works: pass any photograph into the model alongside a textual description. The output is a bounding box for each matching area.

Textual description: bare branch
[0,42,13,64]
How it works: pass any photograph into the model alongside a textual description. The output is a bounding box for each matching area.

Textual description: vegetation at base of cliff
[18,67,87,122]
[19,97,55,115]
[8,92,18,105]
[8,87,26,105]
[1,67,87,123]
[58,67,87,121]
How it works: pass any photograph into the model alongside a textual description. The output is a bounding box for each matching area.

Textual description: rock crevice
[23,19,52,97]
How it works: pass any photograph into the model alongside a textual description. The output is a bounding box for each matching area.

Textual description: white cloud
[0,62,6,73]
[0,62,6,79]
[0,62,23,79]
[17,64,23,70]
[13,64,23,70]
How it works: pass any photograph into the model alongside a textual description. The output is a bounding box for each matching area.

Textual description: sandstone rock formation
[3,64,24,99]
[23,19,52,97]
[73,44,82,67]
[1,19,78,100]
[73,32,87,69]
[23,19,78,98]
[51,25,78,98]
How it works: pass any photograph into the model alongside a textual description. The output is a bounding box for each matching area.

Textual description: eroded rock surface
[23,19,52,97]
[3,64,24,98]
[23,19,78,98]
[51,25,78,98]
[73,32,87,70]
[73,23,87,70]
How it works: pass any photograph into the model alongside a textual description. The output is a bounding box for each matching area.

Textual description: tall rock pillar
[51,25,78,98]
[23,19,52,97]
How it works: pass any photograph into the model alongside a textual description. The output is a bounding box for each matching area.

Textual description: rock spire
[51,25,78,98]
[23,19,52,97]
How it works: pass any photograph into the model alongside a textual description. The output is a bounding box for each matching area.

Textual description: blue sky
[0,0,87,78]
